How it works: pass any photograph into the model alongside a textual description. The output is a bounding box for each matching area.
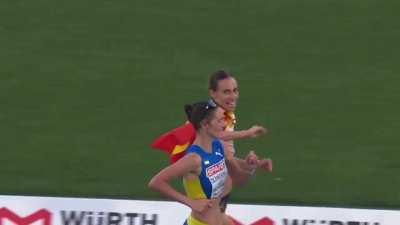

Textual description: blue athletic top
[183,139,228,199]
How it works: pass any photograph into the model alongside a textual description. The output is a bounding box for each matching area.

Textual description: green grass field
[1,0,400,209]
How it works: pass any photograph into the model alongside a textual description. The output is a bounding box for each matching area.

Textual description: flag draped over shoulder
[151,123,196,164]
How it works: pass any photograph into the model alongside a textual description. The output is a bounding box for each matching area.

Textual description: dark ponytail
[184,104,193,121]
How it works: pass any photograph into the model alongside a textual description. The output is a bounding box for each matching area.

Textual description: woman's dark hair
[184,100,218,130]
[208,70,233,91]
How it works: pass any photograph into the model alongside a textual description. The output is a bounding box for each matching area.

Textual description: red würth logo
[0,208,51,225]
[229,216,275,225]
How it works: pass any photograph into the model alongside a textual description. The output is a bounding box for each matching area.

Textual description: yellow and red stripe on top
[151,112,236,164]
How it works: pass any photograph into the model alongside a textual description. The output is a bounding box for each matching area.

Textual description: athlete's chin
[224,105,236,112]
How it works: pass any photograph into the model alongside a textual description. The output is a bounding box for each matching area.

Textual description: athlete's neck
[193,130,214,153]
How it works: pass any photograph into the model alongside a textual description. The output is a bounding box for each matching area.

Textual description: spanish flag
[151,122,196,164]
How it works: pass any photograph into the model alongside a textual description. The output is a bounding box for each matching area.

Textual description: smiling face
[209,77,239,112]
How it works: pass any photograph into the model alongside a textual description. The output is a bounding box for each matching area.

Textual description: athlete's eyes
[223,88,238,95]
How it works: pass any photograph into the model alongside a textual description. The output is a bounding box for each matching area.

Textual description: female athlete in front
[148,100,258,225]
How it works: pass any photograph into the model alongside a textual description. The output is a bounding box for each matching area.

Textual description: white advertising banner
[1,195,399,225]
[226,203,400,225]
[0,195,189,225]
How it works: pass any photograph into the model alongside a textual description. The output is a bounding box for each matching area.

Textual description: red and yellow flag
[151,123,196,164]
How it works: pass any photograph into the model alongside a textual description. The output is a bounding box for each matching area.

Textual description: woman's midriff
[191,197,223,225]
